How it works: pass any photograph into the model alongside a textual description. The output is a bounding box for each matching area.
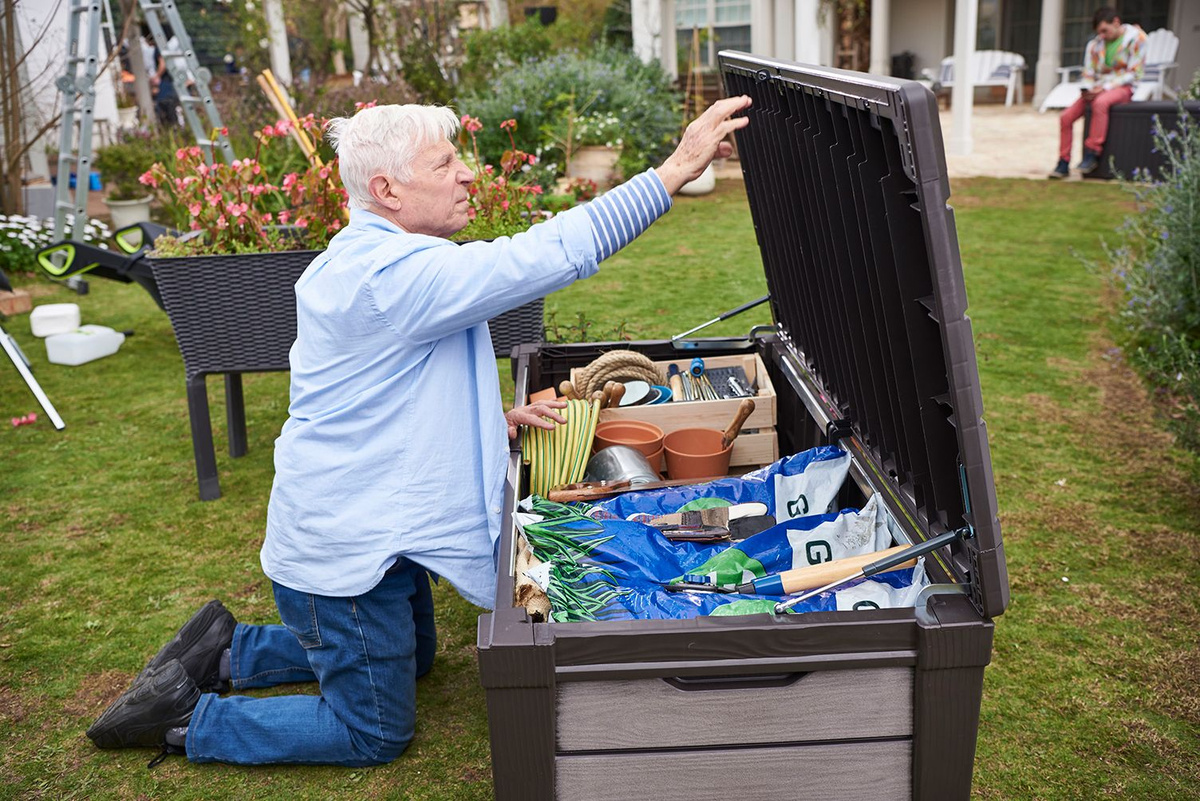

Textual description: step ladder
[139,0,235,165]
[51,0,106,246]
[51,0,235,248]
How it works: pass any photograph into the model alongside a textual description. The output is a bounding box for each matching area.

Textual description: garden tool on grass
[773,525,975,614]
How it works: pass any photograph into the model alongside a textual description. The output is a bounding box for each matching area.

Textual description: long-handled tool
[671,295,770,342]
[773,526,974,614]
[734,545,914,595]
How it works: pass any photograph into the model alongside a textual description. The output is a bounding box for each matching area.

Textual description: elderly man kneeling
[86,97,751,766]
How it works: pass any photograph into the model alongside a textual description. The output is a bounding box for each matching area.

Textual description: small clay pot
[593,419,665,458]
[644,445,664,477]
[663,427,732,480]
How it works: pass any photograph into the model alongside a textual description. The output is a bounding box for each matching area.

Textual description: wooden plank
[586,352,777,437]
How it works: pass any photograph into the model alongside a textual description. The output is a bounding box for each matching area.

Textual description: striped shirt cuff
[584,169,673,262]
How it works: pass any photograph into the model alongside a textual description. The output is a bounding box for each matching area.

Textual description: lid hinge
[826,418,854,445]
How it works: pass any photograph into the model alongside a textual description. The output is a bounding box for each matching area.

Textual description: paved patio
[938,103,1087,180]
[713,102,1091,182]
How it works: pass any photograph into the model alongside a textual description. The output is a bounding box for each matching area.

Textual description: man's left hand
[505,400,568,440]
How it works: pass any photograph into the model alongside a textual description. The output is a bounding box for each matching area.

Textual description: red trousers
[1059,85,1133,160]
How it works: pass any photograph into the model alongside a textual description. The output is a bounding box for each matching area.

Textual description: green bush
[456,46,682,180]
[93,138,159,200]
[1107,110,1200,448]
[459,19,552,94]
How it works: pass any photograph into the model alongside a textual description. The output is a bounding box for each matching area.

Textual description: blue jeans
[186,558,436,766]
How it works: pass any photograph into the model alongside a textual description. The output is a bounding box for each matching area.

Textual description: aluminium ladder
[138,0,235,164]
[51,0,235,246]
[52,0,105,246]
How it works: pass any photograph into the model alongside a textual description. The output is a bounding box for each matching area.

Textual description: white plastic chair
[922,50,1026,106]
[1039,28,1179,113]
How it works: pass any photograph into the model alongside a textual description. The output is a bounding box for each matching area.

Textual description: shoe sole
[87,661,200,749]
[138,600,236,694]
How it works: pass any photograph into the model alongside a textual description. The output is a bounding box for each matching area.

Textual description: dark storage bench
[479,54,1009,800]
[1084,100,1200,180]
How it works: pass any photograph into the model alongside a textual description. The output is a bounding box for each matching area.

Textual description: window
[677,0,751,69]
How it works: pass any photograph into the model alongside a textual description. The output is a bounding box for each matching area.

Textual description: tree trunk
[1,0,22,215]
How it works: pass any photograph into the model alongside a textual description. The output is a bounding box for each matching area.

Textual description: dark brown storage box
[478,53,1009,801]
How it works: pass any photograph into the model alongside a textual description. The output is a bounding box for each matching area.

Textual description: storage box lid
[719,53,1008,618]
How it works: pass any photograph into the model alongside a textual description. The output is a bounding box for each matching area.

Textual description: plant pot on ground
[93,139,154,225]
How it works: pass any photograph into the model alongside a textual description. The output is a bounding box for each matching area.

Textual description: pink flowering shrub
[139,119,349,257]
[453,116,545,242]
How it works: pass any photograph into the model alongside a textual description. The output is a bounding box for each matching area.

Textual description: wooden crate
[0,289,31,316]
[572,353,779,469]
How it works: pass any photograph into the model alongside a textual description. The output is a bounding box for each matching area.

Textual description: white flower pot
[678,163,716,196]
[567,146,620,189]
[117,106,138,130]
[105,196,153,229]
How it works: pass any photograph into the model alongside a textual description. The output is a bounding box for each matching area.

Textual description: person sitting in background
[1050,6,1146,178]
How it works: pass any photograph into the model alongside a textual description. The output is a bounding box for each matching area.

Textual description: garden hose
[522,398,601,497]
[574,350,665,395]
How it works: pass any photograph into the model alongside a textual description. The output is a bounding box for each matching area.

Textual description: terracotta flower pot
[663,427,732,480]
[567,145,620,189]
[593,419,665,458]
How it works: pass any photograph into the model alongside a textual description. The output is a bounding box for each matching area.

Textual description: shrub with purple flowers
[1106,108,1200,448]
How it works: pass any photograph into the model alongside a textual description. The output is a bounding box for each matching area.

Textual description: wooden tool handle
[547,475,727,503]
[668,373,684,402]
[609,382,626,407]
[778,546,914,594]
[559,380,578,400]
[721,398,756,449]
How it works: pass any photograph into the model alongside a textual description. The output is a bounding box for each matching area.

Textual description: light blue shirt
[261,169,673,607]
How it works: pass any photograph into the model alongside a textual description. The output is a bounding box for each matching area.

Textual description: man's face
[1095,18,1122,42]
[394,140,475,238]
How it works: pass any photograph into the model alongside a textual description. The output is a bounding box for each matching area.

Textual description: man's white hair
[325,104,461,210]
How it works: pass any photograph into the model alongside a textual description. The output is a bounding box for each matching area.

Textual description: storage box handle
[663,672,807,691]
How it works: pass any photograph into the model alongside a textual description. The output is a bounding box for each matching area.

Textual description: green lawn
[1,178,1198,799]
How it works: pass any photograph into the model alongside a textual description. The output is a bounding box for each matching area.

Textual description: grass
[1,177,1198,799]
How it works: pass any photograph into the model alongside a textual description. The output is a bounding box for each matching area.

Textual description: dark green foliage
[458,19,553,94]
[399,39,455,105]
[456,46,681,179]
[1105,111,1200,448]
[93,137,160,200]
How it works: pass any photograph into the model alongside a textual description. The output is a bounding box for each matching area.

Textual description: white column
[773,0,793,61]
[486,0,509,28]
[751,0,773,56]
[794,0,821,64]
[868,0,891,74]
[633,0,677,79]
[948,0,978,156]
[347,8,369,72]
[662,0,678,80]
[1033,0,1064,107]
[633,0,654,63]
[263,0,292,87]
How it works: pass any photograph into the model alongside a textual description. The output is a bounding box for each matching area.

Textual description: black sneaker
[1076,149,1100,174]
[86,659,200,749]
[1048,159,1069,179]
[138,600,235,693]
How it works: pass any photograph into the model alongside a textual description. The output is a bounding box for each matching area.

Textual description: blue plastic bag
[515,448,929,622]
